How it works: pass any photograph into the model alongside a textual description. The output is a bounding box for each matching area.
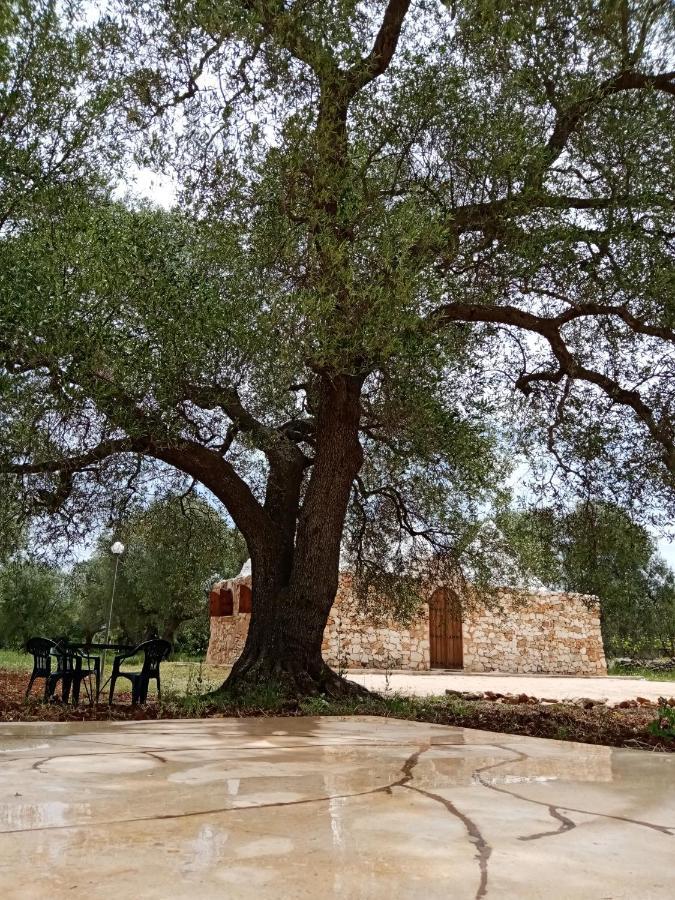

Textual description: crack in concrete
[404,783,490,899]
[476,744,673,839]
[0,739,477,765]
[143,751,168,764]
[0,753,429,835]
[29,749,168,771]
[518,805,576,841]
[381,743,491,899]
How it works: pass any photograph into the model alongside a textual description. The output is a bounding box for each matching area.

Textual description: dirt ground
[2,668,673,751]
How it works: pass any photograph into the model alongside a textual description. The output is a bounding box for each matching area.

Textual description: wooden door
[429,588,463,668]
[238,583,252,614]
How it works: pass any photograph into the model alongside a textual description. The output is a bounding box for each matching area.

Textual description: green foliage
[0,0,114,222]
[649,705,675,740]
[74,492,247,651]
[0,0,674,633]
[501,501,675,658]
[0,559,75,648]
[0,477,22,562]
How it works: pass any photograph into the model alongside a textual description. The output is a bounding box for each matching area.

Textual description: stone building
[207,565,607,675]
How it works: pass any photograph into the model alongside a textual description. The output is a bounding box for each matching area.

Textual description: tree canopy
[1,1,674,693]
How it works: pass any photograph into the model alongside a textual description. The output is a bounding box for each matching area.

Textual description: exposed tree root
[216,655,373,701]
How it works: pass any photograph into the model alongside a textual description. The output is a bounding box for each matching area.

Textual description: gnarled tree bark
[224,374,369,697]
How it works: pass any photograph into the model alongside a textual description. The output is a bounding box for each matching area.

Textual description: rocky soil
[2,668,674,751]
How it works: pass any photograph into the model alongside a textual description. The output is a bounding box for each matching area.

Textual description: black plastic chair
[108,639,172,705]
[25,637,59,700]
[50,646,100,705]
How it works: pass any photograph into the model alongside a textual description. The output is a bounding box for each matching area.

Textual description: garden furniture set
[24,637,171,705]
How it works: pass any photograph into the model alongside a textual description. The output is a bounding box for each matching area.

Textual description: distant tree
[0,559,74,648]
[501,501,675,657]
[69,556,113,645]
[642,556,675,657]
[74,493,246,650]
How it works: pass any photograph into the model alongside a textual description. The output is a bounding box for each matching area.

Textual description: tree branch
[344,0,412,95]
[183,381,310,466]
[2,438,138,476]
[430,301,675,470]
[526,67,675,190]
[2,431,273,546]
[149,37,227,114]
[152,440,272,542]
[241,0,335,77]
[451,191,672,233]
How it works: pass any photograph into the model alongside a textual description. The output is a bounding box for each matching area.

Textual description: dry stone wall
[206,571,606,676]
[321,574,430,670]
[206,576,251,667]
[462,589,607,675]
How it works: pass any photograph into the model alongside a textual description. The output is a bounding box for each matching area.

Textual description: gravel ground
[347,670,675,703]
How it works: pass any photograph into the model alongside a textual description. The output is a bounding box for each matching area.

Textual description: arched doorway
[429,588,463,668]
[209,586,234,617]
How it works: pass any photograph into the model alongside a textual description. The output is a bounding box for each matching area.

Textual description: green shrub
[648,705,675,740]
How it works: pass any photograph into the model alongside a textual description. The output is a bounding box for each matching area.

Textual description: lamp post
[101,541,125,694]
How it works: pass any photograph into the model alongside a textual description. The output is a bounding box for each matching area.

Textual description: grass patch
[0,650,228,699]
[607,661,675,681]
[111,659,227,701]
[0,650,33,672]
[649,705,675,740]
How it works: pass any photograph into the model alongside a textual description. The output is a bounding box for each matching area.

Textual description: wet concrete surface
[347,671,675,702]
[0,716,673,898]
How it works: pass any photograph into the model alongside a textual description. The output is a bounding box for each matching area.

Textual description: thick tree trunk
[224,564,358,696]
[222,374,370,698]
[161,619,181,645]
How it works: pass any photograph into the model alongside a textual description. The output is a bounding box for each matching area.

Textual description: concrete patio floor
[347,671,675,703]
[1,718,673,898]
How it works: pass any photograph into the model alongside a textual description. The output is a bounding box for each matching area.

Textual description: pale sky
[657,535,675,567]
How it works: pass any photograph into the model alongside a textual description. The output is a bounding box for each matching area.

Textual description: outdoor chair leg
[47,674,59,700]
[71,678,81,705]
[25,673,36,698]
[61,675,72,704]
[108,674,117,705]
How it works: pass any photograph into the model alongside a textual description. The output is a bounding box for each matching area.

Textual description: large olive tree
[2,1,674,694]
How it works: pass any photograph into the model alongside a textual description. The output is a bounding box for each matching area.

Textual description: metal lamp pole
[101,541,125,695]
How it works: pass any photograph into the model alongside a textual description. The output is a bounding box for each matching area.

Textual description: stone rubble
[444,688,675,710]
